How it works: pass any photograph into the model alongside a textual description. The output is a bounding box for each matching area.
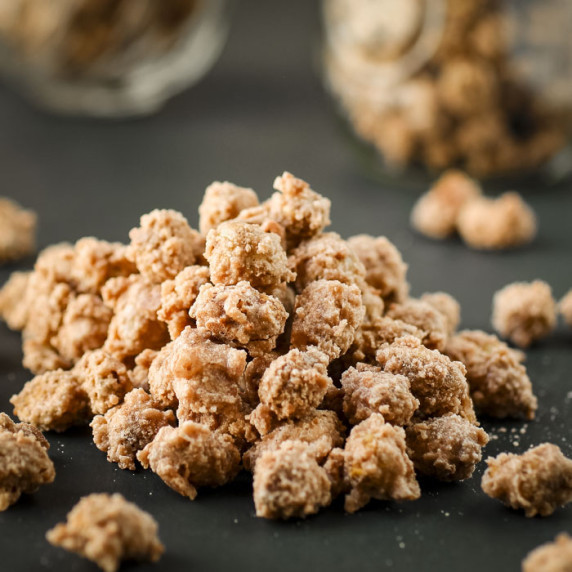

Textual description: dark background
[1,2,571,571]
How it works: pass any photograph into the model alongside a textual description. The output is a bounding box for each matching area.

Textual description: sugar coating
[127,209,200,283]
[137,422,240,501]
[347,315,423,366]
[91,389,176,470]
[411,170,482,239]
[157,265,210,339]
[128,349,157,392]
[268,172,331,247]
[22,338,71,376]
[46,493,163,572]
[256,348,332,420]
[240,352,280,409]
[343,414,420,513]
[522,534,572,572]
[190,281,288,357]
[347,234,409,304]
[445,330,537,420]
[0,428,55,511]
[481,444,572,517]
[243,410,345,471]
[406,414,488,481]
[205,221,294,292]
[290,279,364,361]
[71,238,136,294]
[377,336,476,422]
[54,294,113,363]
[457,192,537,250]
[0,412,49,449]
[341,363,419,426]
[198,181,259,235]
[102,276,169,361]
[386,298,450,351]
[288,232,365,291]
[73,350,133,416]
[560,289,572,328]
[253,440,332,519]
[0,271,31,331]
[11,370,90,432]
[0,197,36,263]
[420,291,461,336]
[492,280,557,348]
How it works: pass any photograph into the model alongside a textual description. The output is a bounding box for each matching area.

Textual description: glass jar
[322,0,572,185]
[0,0,231,117]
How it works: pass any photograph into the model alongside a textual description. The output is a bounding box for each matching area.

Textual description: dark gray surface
[1,2,571,571]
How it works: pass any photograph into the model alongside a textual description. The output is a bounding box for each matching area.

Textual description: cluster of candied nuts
[411,170,537,250]
[323,0,567,177]
[1,171,572,544]
[0,0,200,74]
[491,279,572,349]
[0,197,36,264]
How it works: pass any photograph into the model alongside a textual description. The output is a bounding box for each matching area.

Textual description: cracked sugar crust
[288,232,365,291]
[70,238,136,295]
[46,493,163,572]
[343,414,420,513]
[91,389,175,471]
[420,291,461,336]
[126,209,201,283]
[386,298,450,351]
[457,192,537,250]
[0,197,36,263]
[347,234,409,304]
[74,350,132,416]
[205,221,294,293]
[137,422,241,501]
[347,316,423,366]
[0,429,55,511]
[158,265,210,339]
[268,172,331,248]
[256,348,332,421]
[102,276,169,362]
[492,280,557,348]
[190,281,288,357]
[411,170,482,239]
[0,271,31,331]
[253,440,332,520]
[0,413,49,449]
[376,336,476,423]
[11,370,91,432]
[482,444,572,517]
[53,294,113,363]
[341,363,419,426]
[198,181,259,235]
[243,410,345,471]
[522,534,572,572]
[290,279,364,361]
[406,414,488,482]
[445,330,537,420]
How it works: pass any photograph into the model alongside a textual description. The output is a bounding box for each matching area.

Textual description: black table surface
[1,2,571,571]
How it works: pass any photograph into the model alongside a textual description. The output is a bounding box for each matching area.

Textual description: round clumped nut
[253,440,332,520]
[406,414,489,481]
[198,181,259,235]
[347,234,409,304]
[411,170,482,239]
[560,289,572,327]
[445,330,537,420]
[481,444,572,517]
[420,291,461,335]
[522,534,572,572]
[205,221,294,293]
[457,192,537,250]
[492,280,557,348]
[127,209,200,283]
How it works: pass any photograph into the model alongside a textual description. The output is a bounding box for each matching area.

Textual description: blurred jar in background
[322,0,572,183]
[0,0,231,116]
